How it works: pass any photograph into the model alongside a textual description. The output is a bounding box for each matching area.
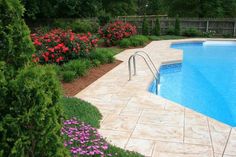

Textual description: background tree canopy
[20,0,236,19]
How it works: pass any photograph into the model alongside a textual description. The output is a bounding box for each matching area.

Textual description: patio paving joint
[207,118,215,157]
[222,128,232,156]
[183,108,186,143]
[124,110,144,149]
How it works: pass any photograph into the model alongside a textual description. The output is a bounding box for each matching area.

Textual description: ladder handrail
[128,52,160,94]
[132,54,158,80]
[134,51,159,73]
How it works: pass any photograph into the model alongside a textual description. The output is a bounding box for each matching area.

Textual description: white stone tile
[131,124,183,143]
[126,138,155,156]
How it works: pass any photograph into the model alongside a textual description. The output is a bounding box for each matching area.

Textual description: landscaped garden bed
[60,98,144,157]
[62,60,122,96]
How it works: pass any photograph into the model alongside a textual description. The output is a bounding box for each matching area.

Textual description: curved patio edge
[75,38,236,157]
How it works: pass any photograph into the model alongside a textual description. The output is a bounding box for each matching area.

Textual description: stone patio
[75,39,236,157]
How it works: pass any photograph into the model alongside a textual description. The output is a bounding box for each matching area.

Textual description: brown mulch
[62,60,122,97]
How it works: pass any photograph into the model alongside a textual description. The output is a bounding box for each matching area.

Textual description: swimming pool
[149,41,236,126]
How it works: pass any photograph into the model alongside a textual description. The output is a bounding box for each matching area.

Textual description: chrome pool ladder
[128,51,160,94]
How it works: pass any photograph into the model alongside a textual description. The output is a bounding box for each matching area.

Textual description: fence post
[234,21,236,37]
[206,20,209,32]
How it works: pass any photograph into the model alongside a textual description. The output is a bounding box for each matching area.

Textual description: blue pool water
[149,41,236,126]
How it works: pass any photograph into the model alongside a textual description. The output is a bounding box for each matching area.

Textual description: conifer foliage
[0,0,34,70]
[174,16,181,36]
[0,0,68,156]
[153,17,161,36]
[142,16,149,35]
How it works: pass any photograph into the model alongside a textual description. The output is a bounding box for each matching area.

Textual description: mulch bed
[62,60,122,97]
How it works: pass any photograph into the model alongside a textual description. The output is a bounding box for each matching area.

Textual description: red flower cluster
[98,21,137,46]
[31,29,98,64]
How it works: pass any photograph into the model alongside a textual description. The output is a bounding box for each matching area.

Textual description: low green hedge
[56,48,116,82]
[90,48,115,64]
[182,28,202,37]
[118,35,149,48]
[118,38,132,48]
[62,59,91,77]
[52,19,99,33]
[62,71,77,83]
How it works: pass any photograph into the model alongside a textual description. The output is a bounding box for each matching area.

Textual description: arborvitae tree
[153,17,161,36]
[0,0,69,156]
[174,16,181,35]
[0,0,35,71]
[142,16,149,35]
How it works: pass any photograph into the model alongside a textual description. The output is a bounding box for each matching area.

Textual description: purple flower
[61,118,112,156]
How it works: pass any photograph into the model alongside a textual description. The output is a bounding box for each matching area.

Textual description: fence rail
[117,16,236,36]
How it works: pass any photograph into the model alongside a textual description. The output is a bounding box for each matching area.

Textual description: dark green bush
[118,38,132,48]
[0,65,69,156]
[52,19,99,33]
[142,16,149,35]
[130,35,149,46]
[202,30,216,38]
[62,70,77,82]
[223,33,233,38]
[174,16,181,35]
[153,17,161,36]
[118,35,149,48]
[0,0,35,71]
[91,59,101,67]
[90,49,115,64]
[52,19,68,29]
[182,28,201,37]
[166,27,175,35]
[33,26,51,34]
[98,11,111,26]
[0,1,68,156]
[62,59,91,77]
[70,20,99,33]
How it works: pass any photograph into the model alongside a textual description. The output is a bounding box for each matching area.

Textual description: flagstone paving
[75,39,236,157]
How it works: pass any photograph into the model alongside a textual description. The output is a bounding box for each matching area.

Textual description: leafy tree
[79,0,102,17]
[0,0,69,156]
[102,0,137,16]
[163,0,235,17]
[137,0,148,15]
[55,0,81,18]
[21,0,57,19]
[21,0,236,19]
[164,0,199,17]
[222,0,236,17]
[145,0,166,15]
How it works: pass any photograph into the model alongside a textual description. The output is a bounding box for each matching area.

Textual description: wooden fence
[117,16,236,37]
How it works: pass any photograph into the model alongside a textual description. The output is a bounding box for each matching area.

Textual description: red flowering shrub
[98,21,137,46]
[31,29,98,64]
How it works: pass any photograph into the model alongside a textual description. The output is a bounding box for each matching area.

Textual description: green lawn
[59,97,102,128]
[59,97,144,157]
